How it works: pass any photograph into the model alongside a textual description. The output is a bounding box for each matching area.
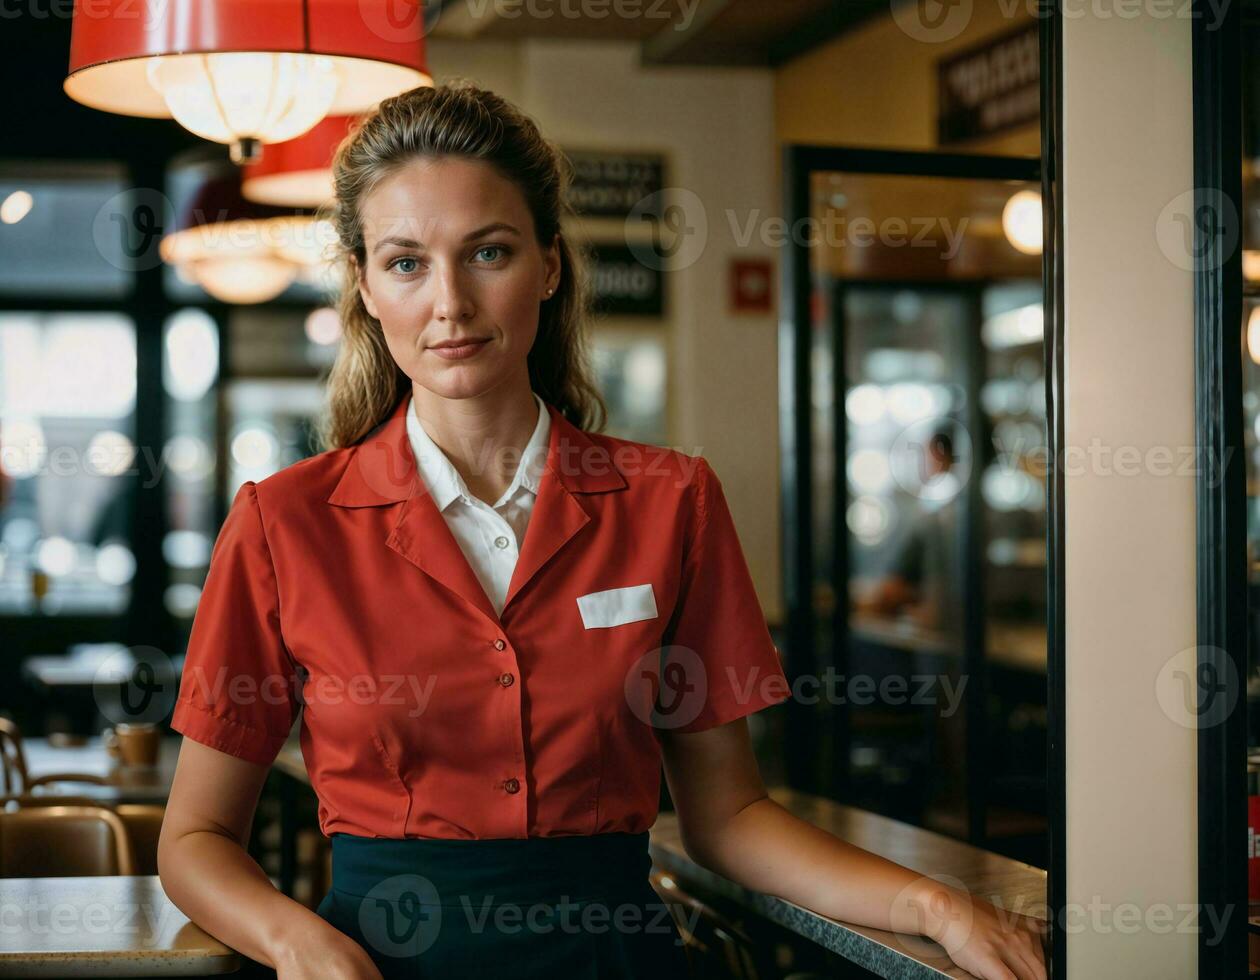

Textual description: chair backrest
[115,804,165,875]
[0,718,30,796]
[0,805,135,877]
[650,868,762,980]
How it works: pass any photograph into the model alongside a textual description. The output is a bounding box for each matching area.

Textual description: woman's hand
[919,885,1048,980]
[273,925,385,980]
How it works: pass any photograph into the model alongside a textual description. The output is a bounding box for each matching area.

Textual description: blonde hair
[315,79,607,450]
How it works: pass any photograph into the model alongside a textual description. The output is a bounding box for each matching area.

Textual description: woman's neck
[410,382,541,505]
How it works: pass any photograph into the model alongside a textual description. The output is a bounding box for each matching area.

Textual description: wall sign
[588,241,663,317]
[564,149,665,219]
[730,258,773,314]
[937,23,1039,144]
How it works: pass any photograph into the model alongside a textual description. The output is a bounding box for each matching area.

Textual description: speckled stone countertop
[648,787,1048,980]
[0,876,239,977]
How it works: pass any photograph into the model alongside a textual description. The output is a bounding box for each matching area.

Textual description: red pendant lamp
[65,0,431,163]
[242,113,359,208]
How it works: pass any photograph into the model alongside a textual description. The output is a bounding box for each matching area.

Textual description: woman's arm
[659,718,1047,980]
[157,738,383,979]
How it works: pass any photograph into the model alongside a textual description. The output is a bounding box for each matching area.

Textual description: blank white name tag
[576,583,658,630]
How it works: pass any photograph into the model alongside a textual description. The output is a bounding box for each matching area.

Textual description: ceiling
[427,0,890,66]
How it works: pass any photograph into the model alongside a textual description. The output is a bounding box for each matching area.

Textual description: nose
[432,262,476,323]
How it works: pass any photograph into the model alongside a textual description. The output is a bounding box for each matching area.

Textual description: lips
[429,337,490,349]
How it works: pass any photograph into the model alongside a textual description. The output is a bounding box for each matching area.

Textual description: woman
[157,81,1047,980]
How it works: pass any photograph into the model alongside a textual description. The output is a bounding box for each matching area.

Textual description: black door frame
[777,138,1057,945]
[1190,0,1246,977]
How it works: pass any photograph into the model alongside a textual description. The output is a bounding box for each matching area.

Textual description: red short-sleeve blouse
[170,394,790,839]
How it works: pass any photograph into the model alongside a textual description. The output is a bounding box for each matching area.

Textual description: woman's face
[355,155,560,401]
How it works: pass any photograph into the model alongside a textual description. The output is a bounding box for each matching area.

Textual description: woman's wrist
[265,903,341,966]
[906,880,973,944]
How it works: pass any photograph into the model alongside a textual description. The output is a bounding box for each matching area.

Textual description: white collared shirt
[405,392,551,616]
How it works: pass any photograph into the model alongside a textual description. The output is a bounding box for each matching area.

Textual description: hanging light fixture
[65,0,431,163]
[1248,305,1260,366]
[242,114,359,208]
[1002,189,1043,255]
[161,169,338,304]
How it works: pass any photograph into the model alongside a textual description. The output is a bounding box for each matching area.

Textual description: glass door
[783,149,1046,864]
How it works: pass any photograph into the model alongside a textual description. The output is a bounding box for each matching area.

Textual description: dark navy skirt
[314,830,692,979]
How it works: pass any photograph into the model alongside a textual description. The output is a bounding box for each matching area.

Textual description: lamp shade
[66,0,431,160]
[160,170,312,303]
[242,114,359,208]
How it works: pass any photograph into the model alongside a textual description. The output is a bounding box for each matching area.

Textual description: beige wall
[426,38,784,622]
[1061,9,1198,976]
[775,5,1039,156]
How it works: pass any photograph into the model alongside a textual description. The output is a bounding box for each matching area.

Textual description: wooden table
[649,787,1049,980]
[0,876,238,977]
[21,736,180,805]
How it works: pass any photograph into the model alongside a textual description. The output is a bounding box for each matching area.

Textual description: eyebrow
[371,222,522,255]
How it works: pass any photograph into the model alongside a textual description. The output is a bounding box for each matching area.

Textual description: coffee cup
[102,722,160,767]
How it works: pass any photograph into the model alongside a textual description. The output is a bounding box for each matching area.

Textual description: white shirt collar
[405,392,551,512]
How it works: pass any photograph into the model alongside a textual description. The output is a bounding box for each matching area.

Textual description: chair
[0,805,135,876]
[0,796,166,875]
[0,717,109,795]
[650,868,763,980]
[115,804,165,875]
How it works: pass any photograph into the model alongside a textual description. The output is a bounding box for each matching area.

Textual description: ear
[542,233,562,297]
[354,256,380,320]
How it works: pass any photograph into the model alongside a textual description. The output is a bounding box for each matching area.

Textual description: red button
[499,672,514,687]
[493,639,506,650]
[504,778,520,794]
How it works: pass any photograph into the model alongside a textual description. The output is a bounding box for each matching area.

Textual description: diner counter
[0,876,238,977]
[648,787,1048,980]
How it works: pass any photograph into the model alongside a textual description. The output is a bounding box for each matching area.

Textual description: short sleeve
[656,458,791,735]
[170,481,300,767]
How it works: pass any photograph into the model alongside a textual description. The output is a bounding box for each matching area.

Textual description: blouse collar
[404,391,551,512]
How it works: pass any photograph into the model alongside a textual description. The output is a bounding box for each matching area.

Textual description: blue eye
[388,257,419,274]
[475,245,508,262]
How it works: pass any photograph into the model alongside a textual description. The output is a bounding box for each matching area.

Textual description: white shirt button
[494,535,510,550]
